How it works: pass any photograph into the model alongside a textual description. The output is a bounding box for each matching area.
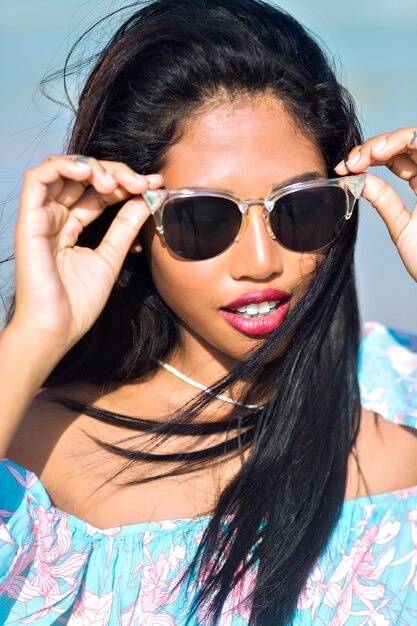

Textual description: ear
[128,235,144,254]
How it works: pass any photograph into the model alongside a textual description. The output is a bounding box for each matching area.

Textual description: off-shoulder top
[1,321,417,625]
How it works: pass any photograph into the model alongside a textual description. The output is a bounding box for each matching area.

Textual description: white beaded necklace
[157,360,263,410]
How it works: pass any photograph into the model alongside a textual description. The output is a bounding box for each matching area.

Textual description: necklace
[157,360,263,410]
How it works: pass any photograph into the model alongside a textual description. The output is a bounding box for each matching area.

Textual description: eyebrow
[181,170,326,194]
[270,171,325,193]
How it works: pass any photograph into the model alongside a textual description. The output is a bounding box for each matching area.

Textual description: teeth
[258,301,270,314]
[234,300,280,318]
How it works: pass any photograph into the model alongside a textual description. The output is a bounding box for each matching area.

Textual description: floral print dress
[1,322,417,625]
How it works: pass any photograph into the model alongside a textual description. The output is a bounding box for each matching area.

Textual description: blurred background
[1,0,416,331]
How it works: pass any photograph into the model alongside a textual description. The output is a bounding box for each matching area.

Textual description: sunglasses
[141,174,366,261]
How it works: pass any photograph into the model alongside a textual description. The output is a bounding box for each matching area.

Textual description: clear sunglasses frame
[141,173,366,252]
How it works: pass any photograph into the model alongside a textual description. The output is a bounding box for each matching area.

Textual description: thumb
[95,196,151,277]
[361,172,412,245]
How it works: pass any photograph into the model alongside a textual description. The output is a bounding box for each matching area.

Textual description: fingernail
[75,156,90,164]
[346,152,361,167]
[71,158,91,171]
[103,171,117,185]
[334,160,345,171]
[371,139,388,154]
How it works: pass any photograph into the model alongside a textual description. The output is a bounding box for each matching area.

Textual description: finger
[334,145,362,175]
[383,154,417,193]
[48,157,90,205]
[54,178,91,206]
[20,158,94,219]
[54,184,143,250]
[19,154,164,249]
[66,155,120,191]
[78,158,163,195]
[19,155,123,239]
[334,138,389,175]
[335,127,417,174]
[39,154,73,199]
[369,127,417,165]
[57,170,163,251]
[20,155,158,231]
[361,172,412,246]
[94,196,152,278]
[55,158,162,213]
[45,154,119,196]
[17,156,116,253]
[62,171,163,231]
[43,154,163,192]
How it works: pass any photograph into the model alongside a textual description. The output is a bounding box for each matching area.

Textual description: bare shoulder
[5,384,95,484]
[346,407,417,500]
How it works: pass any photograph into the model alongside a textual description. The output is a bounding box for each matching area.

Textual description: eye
[267,185,347,252]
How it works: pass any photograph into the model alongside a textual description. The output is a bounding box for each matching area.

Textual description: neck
[157,360,261,410]
[169,328,239,381]
[156,330,262,414]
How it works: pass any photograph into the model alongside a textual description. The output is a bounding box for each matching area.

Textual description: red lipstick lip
[220,299,291,336]
[224,289,291,312]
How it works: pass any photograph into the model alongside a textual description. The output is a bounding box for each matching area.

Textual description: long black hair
[19,1,364,623]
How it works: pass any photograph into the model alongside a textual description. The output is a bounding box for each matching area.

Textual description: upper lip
[223,289,291,311]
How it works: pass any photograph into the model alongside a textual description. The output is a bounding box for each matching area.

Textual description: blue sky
[1,0,416,330]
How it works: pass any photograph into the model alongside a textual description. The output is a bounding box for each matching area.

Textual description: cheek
[293,252,325,295]
[142,224,221,316]
[141,218,324,315]
[299,252,323,276]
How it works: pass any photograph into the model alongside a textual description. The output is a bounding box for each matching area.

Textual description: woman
[1,0,416,623]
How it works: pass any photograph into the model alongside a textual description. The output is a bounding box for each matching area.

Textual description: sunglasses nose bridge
[234,199,277,242]
[245,199,265,207]
[240,199,276,241]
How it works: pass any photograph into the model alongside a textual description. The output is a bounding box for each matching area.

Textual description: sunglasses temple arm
[344,174,367,219]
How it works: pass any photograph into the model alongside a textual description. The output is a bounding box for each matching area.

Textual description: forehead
[162,96,327,194]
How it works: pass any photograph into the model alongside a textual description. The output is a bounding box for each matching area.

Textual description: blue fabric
[1,321,417,625]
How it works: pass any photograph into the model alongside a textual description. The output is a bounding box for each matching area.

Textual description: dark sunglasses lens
[162,196,241,260]
[269,186,347,252]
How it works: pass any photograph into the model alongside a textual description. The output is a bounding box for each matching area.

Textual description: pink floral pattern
[1,322,417,624]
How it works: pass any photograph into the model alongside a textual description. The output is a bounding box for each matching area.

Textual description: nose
[229,203,284,280]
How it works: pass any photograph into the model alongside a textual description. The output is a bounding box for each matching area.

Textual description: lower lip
[220,300,291,336]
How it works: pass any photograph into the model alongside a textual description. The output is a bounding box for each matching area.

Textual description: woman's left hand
[335,127,417,282]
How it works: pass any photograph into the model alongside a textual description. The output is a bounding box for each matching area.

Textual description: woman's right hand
[10,154,163,359]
